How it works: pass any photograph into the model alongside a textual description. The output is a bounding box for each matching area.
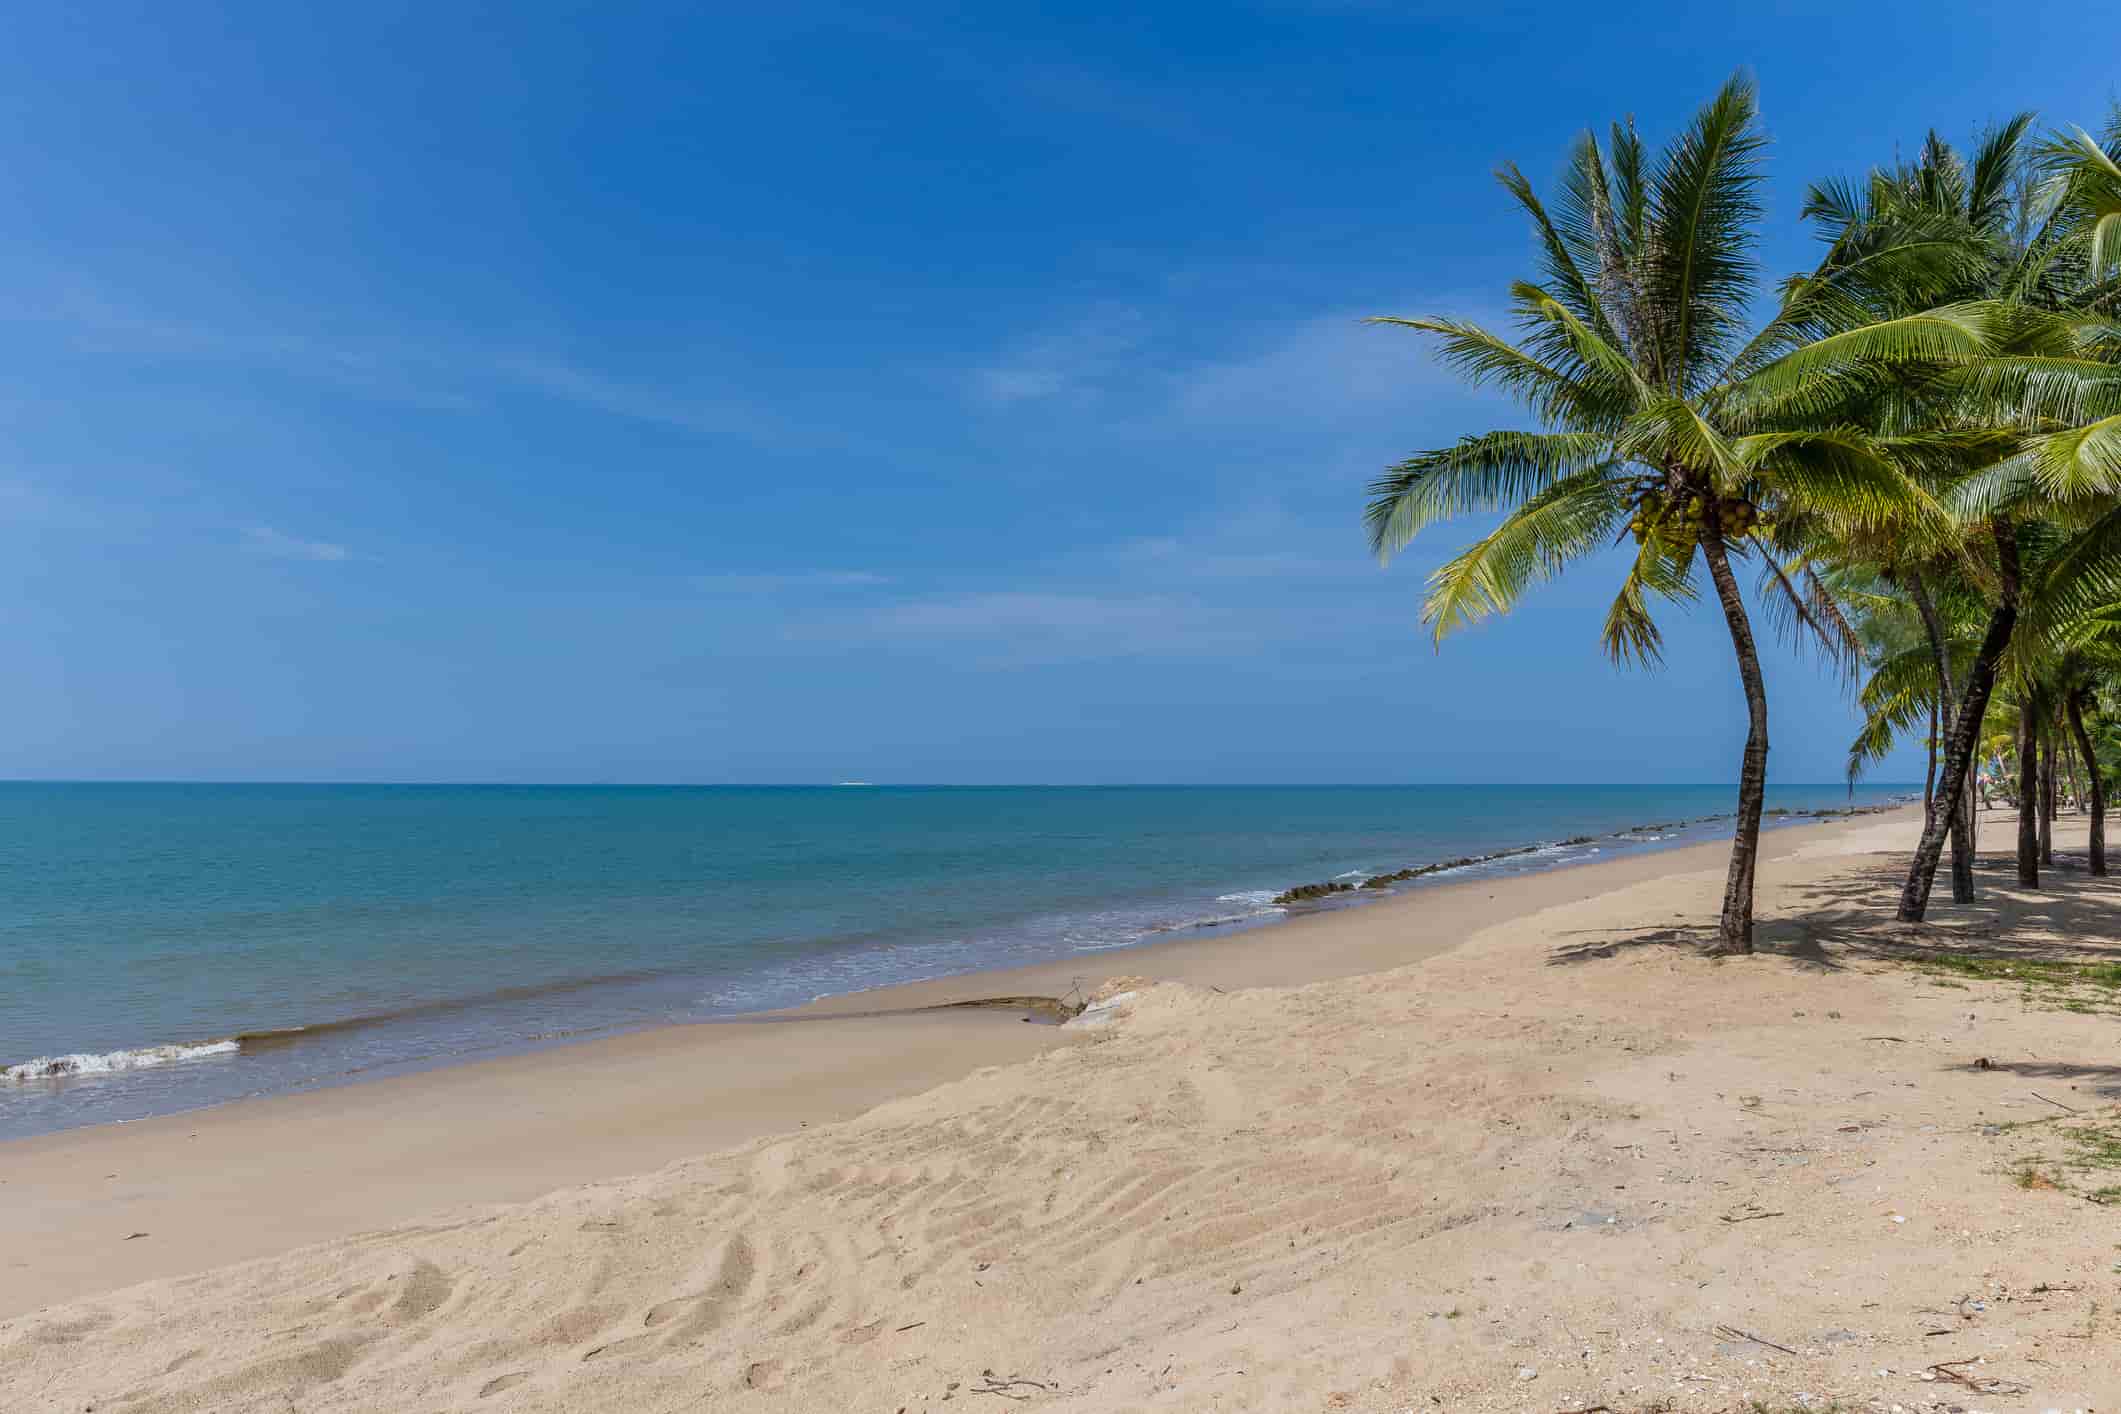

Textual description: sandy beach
[5,804,2120,1411]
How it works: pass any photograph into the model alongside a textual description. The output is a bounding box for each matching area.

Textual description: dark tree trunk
[1899,522,2021,921]
[1924,698,1937,811]
[2039,728,2056,865]
[2063,727,2084,814]
[2068,687,2107,876]
[1701,531,1768,954]
[2017,698,2040,888]
[1905,571,1975,904]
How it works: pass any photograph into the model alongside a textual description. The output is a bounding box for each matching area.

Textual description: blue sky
[2,2,2110,784]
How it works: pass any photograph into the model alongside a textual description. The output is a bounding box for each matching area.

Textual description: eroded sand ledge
[5,807,2120,1411]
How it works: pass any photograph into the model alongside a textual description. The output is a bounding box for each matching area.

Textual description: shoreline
[0,794,1909,1127]
[0,804,1919,1321]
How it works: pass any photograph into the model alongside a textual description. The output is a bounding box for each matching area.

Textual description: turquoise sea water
[0,782,1912,1139]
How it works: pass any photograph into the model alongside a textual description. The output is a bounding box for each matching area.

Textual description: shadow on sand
[1544,842,2121,1099]
[1547,848,2116,971]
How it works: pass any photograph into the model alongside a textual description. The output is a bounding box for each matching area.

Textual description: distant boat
[834,781,874,787]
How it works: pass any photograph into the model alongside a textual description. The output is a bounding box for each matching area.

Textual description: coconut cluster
[1628,489,1773,545]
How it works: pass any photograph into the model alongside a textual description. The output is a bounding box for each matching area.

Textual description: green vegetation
[1916,952,2121,1013]
[2002,1112,2121,1201]
[1368,75,2121,948]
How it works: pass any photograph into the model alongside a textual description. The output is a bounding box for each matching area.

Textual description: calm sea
[0,782,1911,1139]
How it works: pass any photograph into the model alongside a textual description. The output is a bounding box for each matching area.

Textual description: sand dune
[5,808,2119,1411]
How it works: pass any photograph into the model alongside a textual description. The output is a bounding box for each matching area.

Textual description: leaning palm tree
[1365,74,1969,952]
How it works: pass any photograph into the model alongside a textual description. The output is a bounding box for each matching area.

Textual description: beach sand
[5,805,2120,1411]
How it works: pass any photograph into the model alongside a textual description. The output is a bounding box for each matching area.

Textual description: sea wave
[1215,889,1281,906]
[1147,909,1278,934]
[3,1039,241,1083]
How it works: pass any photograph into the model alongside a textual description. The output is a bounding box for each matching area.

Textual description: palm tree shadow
[1545,849,2121,973]
[1547,920,1846,970]
[1945,1058,2121,1099]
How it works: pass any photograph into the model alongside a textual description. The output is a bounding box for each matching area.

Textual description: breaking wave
[4,1039,241,1083]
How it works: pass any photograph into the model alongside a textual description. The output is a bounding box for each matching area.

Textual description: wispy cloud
[961,298,1492,429]
[1167,311,1439,421]
[859,589,1256,664]
[489,354,797,443]
[22,279,793,444]
[243,525,351,562]
[694,569,892,593]
[965,304,1150,407]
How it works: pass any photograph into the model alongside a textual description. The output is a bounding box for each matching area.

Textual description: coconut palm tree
[1365,74,1970,953]
[1881,109,2121,917]
[2061,651,2115,874]
[1794,117,2038,904]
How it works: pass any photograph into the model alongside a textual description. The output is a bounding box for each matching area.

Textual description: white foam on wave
[3,1039,240,1083]
[1216,889,1280,906]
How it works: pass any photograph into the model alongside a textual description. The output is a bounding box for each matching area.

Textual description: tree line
[1365,73,2121,950]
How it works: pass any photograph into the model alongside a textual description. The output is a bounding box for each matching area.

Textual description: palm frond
[1365,430,1613,558]
[1364,316,1624,428]
[1600,535,1700,667]
[1420,469,1628,642]
[1643,71,1767,394]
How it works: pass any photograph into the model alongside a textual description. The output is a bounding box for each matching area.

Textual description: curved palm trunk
[2067,688,2107,876]
[1906,571,1974,903]
[1899,522,2021,921]
[1701,534,1767,954]
[2017,699,2040,888]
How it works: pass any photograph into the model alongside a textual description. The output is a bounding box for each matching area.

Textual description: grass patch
[2002,1112,2121,1203]
[1912,954,2121,1015]
[2066,1117,2121,1173]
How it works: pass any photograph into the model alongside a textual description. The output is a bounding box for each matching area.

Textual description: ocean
[0,782,1912,1139]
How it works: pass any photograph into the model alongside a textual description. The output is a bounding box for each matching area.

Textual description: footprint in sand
[478,1371,530,1397]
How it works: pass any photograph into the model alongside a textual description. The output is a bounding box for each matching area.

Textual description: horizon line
[0,778,1922,790]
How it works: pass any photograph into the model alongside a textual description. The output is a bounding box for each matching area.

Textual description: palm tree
[1365,74,1966,953]
[1884,108,2121,916]
[2061,652,2115,874]
[1798,118,2037,904]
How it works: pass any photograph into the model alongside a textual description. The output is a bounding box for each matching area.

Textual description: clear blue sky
[2,2,2109,784]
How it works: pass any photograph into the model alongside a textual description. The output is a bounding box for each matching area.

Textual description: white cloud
[243,525,351,562]
[693,569,892,592]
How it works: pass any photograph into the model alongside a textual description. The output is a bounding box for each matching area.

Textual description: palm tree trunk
[1899,521,2020,921]
[2063,728,2084,814]
[1904,570,1974,904]
[2039,729,2055,865]
[1701,532,1767,954]
[1923,699,1937,810]
[2067,687,2107,876]
[2017,698,2040,888]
